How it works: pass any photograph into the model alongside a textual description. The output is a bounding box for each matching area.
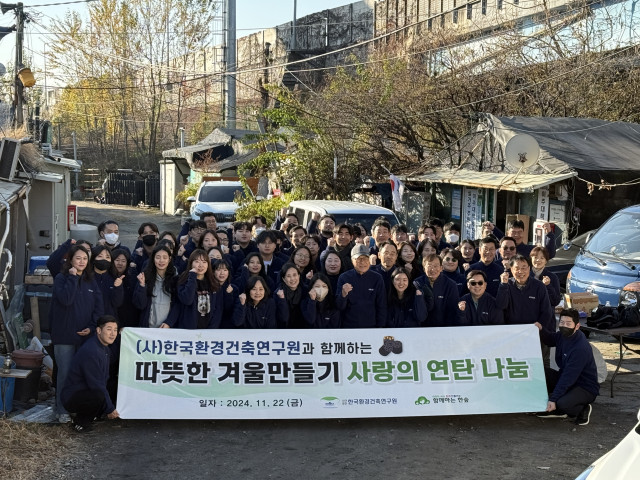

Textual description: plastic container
[0,356,17,414]
[28,256,49,274]
[69,223,98,244]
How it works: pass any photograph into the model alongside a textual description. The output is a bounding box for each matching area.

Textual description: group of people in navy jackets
[47,212,565,428]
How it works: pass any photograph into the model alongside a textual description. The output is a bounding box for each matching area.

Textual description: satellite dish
[0,63,6,76]
[504,133,540,170]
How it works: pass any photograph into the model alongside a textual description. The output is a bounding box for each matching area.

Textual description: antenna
[504,134,540,171]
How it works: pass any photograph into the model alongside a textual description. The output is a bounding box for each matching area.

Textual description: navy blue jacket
[50,273,104,346]
[231,268,276,295]
[169,272,222,329]
[386,291,427,328]
[516,231,556,259]
[442,269,467,295]
[301,297,341,328]
[61,335,115,414]
[371,264,395,293]
[46,239,73,278]
[469,260,504,298]
[540,329,599,402]
[231,242,259,270]
[336,269,387,328]
[495,277,554,331]
[263,255,286,287]
[414,274,461,327]
[131,248,151,274]
[274,284,308,329]
[94,272,125,319]
[219,281,239,329]
[459,293,504,325]
[233,297,277,328]
[534,267,562,307]
[116,270,140,328]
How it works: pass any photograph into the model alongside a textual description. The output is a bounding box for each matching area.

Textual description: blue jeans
[54,344,77,415]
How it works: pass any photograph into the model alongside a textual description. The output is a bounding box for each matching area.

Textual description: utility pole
[292,0,297,51]
[224,0,236,130]
[3,2,26,127]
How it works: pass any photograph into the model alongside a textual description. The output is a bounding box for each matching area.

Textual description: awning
[404,169,577,192]
[0,179,29,211]
[17,172,64,183]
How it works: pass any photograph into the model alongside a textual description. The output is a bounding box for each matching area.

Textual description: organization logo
[415,396,430,406]
[321,396,339,408]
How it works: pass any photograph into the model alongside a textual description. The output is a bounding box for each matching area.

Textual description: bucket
[12,350,44,403]
[28,256,50,274]
[12,350,45,369]
[69,223,98,245]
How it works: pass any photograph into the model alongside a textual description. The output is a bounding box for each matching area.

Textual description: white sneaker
[57,413,71,424]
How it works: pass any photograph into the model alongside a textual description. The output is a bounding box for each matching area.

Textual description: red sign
[272,189,281,197]
[67,205,77,231]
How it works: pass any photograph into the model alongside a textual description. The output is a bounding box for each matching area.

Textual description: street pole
[14,2,24,128]
[224,0,236,130]
[72,131,78,190]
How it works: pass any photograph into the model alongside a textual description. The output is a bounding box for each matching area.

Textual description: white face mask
[104,233,119,245]
[314,285,329,302]
[446,234,459,244]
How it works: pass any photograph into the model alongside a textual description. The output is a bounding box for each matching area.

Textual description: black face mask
[559,326,576,338]
[142,234,157,247]
[94,259,111,271]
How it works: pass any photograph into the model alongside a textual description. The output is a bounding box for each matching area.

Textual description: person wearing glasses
[469,237,503,298]
[457,270,503,325]
[535,308,598,425]
[498,236,518,272]
[496,254,554,366]
[508,219,557,260]
[440,248,466,295]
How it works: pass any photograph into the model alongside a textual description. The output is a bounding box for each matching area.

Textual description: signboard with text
[117,326,547,419]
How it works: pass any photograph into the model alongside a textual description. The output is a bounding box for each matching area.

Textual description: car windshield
[331,214,398,233]
[586,211,640,261]
[198,186,244,203]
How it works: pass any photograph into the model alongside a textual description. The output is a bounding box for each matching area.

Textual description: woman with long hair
[386,267,427,328]
[91,245,124,318]
[133,244,177,328]
[274,263,308,328]
[111,248,139,329]
[233,276,277,329]
[290,245,314,277]
[396,241,422,282]
[301,272,340,328]
[50,245,104,423]
[211,258,238,328]
[169,249,221,329]
[231,252,275,293]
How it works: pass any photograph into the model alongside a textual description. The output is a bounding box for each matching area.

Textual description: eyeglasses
[443,257,458,262]
[502,246,516,251]
[468,280,484,286]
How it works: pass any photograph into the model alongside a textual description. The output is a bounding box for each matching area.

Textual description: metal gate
[104,171,160,206]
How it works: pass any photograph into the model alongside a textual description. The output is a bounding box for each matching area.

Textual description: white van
[288,200,399,233]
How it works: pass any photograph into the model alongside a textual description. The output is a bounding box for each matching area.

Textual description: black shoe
[576,404,592,426]
[536,411,568,419]
[70,420,93,433]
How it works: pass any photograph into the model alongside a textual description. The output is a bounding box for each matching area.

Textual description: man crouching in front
[61,315,120,433]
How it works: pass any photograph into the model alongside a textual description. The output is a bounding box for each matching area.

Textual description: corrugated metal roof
[0,179,28,210]
[404,169,577,192]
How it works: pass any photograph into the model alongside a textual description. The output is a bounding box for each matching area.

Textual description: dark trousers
[63,389,106,427]
[544,367,596,417]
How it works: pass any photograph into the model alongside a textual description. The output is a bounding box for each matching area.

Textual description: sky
[0,0,358,82]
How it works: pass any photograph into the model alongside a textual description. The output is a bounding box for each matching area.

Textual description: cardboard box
[564,292,600,315]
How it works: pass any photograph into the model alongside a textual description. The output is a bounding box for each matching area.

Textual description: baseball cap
[351,244,370,259]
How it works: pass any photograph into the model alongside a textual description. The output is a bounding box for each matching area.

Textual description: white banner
[117,326,547,420]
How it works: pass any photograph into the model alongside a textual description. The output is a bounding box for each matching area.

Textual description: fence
[104,171,160,207]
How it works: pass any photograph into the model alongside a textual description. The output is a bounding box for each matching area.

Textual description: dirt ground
[36,202,640,479]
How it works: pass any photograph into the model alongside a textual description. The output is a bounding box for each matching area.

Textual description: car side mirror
[187,196,196,203]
